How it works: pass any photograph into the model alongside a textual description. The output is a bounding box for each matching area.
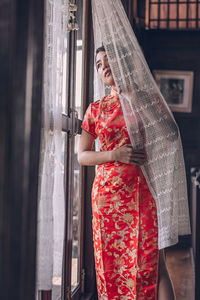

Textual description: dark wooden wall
[141,30,200,194]
[141,31,200,165]
[82,1,97,298]
[141,29,200,298]
[0,0,44,299]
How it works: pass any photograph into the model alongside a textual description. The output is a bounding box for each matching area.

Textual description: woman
[78,46,175,299]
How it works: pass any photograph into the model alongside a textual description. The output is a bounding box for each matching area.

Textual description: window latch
[62,109,81,136]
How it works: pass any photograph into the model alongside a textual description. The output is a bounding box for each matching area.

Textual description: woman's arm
[78,130,146,166]
[78,130,113,166]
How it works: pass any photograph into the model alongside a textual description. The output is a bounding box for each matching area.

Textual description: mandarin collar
[111,87,119,96]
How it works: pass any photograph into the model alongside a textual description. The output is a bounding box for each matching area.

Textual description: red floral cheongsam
[81,88,159,300]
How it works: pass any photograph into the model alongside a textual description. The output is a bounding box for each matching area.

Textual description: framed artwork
[153,70,194,113]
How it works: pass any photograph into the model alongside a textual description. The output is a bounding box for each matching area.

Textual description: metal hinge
[62,109,81,136]
[81,268,85,294]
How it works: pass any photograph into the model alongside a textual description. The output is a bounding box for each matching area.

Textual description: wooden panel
[141,29,199,298]
[82,1,97,299]
[141,30,200,218]
[166,248,195,300]
[141,30,200,155]
[0,0,44,299]
[41,291,52,300]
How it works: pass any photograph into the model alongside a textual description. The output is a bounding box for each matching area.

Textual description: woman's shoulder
[90,99,101,109]
[89,95,109,110]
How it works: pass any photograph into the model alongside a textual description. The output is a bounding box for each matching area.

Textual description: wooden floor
[165,248,195,300]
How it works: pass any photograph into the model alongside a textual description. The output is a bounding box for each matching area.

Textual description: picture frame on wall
[153,70,194,113]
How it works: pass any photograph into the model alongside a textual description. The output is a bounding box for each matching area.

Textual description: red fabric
[81,89,159,299]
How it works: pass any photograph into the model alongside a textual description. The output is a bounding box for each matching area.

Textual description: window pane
[75,39,83,118]
[169,3,177,20]
[71,134,81,291]
[189,20,196,28]
[160,20,168,28]
[169,20,177,29]
[62,37,68,113]
[37,1,68,299]
[146,0,200,29]
[150,4,158,20]
[179,4,187,19]
[52,131,67,299]
[179,20,187,28]
[189,3,196,19]
[160,4,168,20]
[71,0,83,292]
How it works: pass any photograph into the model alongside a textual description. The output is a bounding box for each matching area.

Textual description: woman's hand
[78,131,146,166]
[111,144,146,165]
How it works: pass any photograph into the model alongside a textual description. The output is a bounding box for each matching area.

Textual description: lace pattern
[92,0,191,249]
[36,0,68,297]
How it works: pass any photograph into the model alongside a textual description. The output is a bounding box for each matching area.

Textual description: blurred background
[0,0,199,299]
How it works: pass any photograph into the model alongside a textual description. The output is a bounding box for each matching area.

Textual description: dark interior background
[140,29,200,299]
[0,0,199,299]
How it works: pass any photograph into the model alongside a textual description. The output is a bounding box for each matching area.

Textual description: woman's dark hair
[96,45,105,57]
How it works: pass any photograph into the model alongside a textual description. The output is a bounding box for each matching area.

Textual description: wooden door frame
[0,0,44,299]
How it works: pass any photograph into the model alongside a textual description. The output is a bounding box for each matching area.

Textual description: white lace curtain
[36,0,68,298]
[92,0,191,249]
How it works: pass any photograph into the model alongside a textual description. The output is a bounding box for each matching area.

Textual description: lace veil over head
[92,0,191,249]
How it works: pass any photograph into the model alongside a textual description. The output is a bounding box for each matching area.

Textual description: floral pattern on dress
[81,88,159,299]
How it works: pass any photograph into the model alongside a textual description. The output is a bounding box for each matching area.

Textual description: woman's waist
[99,137,131,151]
[97,161,141,172]
[94,162,143,191]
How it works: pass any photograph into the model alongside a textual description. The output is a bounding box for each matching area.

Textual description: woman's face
[96,51,115,87]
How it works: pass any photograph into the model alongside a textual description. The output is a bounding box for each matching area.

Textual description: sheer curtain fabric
[92,0,191,249]
[36,0,68,298]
